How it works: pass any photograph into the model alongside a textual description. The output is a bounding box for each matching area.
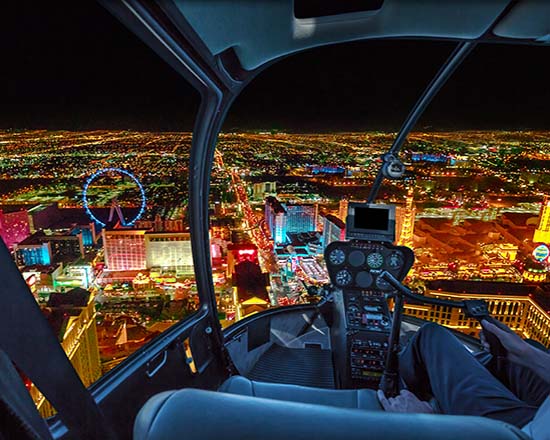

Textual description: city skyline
[5,128,550,288]
[3,126,550,413]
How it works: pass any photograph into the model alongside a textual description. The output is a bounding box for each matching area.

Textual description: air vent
[294,0,384,19]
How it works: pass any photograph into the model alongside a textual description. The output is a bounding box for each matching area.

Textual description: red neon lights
[237,249,256,256]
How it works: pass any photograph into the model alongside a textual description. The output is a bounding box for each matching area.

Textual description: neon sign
[532,244,549,262]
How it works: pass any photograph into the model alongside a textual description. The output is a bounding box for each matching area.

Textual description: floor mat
[248,344,335,389]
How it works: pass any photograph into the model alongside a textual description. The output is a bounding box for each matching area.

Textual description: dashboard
[325,241,412,290]
[324,240,414,387]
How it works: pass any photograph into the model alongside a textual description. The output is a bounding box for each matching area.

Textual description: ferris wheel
[82,167,146,227]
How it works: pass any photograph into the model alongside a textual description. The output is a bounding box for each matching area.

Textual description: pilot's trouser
[399,322,550,428]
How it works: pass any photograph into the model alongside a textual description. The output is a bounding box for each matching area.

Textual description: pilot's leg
[496,353,550,407]
[399,322,538,428]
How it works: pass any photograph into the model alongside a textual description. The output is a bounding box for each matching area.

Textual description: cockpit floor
[248,344,335,389]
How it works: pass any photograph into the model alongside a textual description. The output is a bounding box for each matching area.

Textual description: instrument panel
[345,290,390,332]
[325,240,414,387]
[325,241,414,290]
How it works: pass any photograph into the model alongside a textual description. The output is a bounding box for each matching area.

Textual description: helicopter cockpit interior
[1,1,550,439]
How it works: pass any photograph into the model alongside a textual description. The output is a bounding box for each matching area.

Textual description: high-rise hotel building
[145,232,194,275]
[0,206,31,250]
[103,228,148,271]
[265,197,317,244]
[103,228,194,273]
[285,203,317,236]
[338,199,349,223]
[33,288,101,417]
[534,196,550,243]
[265,197,287,244]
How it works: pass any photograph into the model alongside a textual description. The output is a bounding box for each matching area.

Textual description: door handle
[146,350,167,378]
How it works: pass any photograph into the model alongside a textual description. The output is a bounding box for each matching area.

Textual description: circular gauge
[348,304,360,314]
[388,252,404,270]
[375,275,391,291]
[367,252,384,269]
[355,271,373,288]
[348,250,366,267]
[335,269,352,287]
[328,248,346,266]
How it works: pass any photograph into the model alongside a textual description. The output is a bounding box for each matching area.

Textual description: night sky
[3,1,550,132]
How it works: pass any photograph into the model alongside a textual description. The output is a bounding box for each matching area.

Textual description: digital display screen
[345,202,395,242]
[354,207,389,231]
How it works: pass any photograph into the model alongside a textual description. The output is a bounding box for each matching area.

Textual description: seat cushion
[219,375,382,410]
[134,388,529,440]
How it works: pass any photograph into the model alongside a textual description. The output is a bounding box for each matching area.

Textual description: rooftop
[427,280,540,296]
[265,196,286,214]
[43,288,92,341]
[47,287,90,308]
[0,204,33,214]
[18,232,47,246]
[426,279,550,311]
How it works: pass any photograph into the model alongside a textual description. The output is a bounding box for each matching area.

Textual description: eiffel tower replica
[398,186,416,248]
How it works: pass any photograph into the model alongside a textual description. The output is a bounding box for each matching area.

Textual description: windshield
[211,41,550,346]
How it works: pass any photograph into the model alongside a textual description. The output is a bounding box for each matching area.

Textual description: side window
[2,1,200,416]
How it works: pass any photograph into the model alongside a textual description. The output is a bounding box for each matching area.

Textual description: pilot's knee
[418,322,448,338]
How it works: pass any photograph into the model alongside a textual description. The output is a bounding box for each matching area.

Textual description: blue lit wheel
[83,168,146,227]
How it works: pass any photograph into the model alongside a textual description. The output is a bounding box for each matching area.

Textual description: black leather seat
[219,375,383,410]
[133,388,529,440]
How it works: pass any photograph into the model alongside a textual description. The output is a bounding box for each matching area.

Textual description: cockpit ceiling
[167,0,548,71]
[493,0,550,41]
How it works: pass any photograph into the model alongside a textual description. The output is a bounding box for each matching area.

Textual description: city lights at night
[3,1,550,438]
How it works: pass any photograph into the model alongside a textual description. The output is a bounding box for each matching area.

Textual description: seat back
[134,388,530,440]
